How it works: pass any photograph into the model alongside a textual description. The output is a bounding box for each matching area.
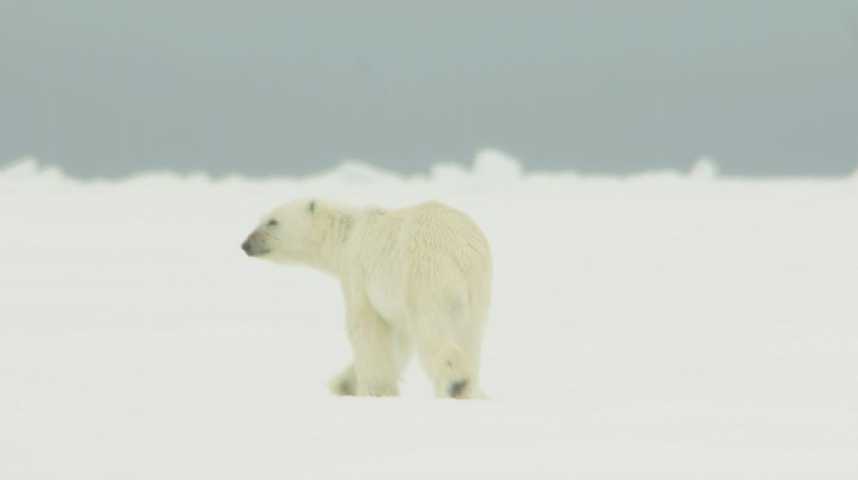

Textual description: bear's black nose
[241,240,252,254]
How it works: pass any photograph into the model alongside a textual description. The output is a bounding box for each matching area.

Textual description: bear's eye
[267,219,278,227]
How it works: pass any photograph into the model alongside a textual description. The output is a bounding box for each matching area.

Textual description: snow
[1,154,857,478]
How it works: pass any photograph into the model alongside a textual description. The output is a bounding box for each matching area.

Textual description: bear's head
[241,199,347,270]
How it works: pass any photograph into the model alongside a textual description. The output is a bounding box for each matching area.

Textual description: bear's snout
[241,232,269,257]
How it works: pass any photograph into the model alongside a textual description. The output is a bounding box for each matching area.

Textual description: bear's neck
[313,209,356,275]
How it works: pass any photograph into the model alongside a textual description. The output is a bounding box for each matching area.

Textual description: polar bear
[241,199,491,399]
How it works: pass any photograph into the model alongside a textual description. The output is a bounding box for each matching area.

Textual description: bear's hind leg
[412,313,483,399]
[428,341,481,399]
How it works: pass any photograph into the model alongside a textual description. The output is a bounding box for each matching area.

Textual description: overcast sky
[2,1,857,178]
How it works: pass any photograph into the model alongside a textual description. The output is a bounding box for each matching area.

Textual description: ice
[472,148,523,183]
[688,155,720,180]
[1,153,856,478]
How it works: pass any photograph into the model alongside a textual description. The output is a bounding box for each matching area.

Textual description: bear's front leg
[346,298,400,397]
[329,364,356,396]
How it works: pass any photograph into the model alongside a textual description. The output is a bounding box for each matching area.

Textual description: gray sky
[2,1,857,178]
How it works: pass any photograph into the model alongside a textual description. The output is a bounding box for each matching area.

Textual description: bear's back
[397,202,490,262]
[397,202,491,298]
[355,201,492,325]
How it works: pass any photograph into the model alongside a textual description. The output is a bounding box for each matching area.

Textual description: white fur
[242,199,492,399]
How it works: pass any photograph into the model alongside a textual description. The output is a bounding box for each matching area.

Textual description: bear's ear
[307,200,316,214]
